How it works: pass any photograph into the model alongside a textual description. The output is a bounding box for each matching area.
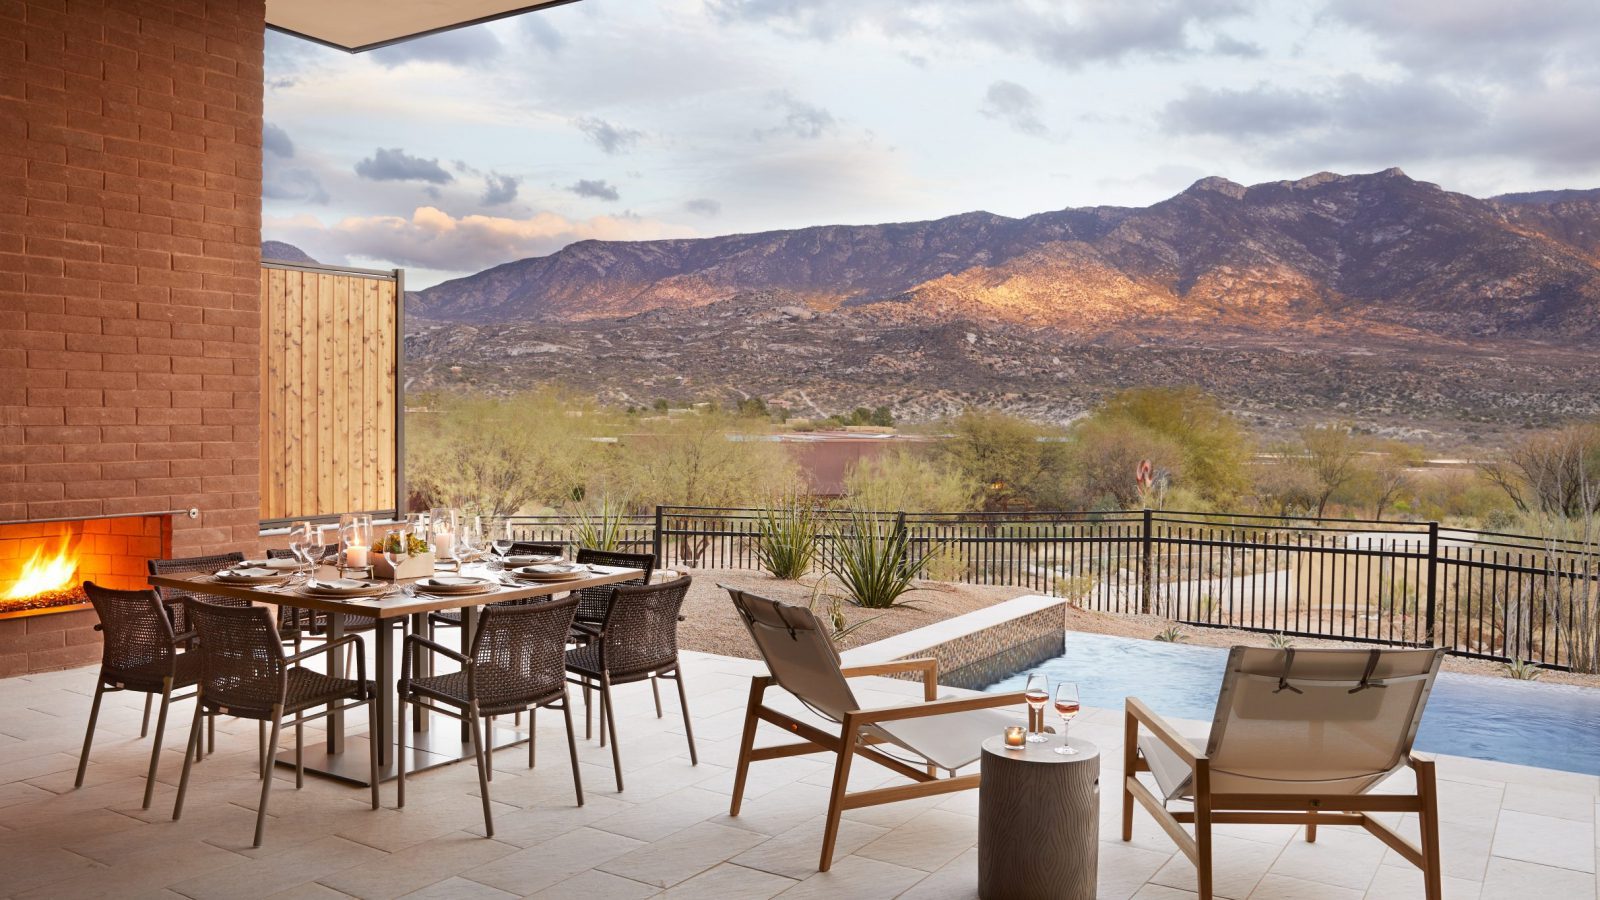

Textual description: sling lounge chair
[726,587,1028,872]
[1123,646,1447,900]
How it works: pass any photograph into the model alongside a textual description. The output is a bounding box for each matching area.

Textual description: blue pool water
[985,631,1600,776]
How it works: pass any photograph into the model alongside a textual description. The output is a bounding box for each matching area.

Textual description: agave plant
[572,496,630,552]
[1502,658,1542,681]
[824,509,930,610]
[1153,626,1185,643]
[1268,632,1295,649]
[806,577,881,643]
[754,494,819,580]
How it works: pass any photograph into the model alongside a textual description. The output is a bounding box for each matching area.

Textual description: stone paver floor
[1,646,1595,899]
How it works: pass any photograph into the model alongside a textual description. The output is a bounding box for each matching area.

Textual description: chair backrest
[468,595,579,711]
[509,541,563,557]
[726,587,859,723]
[573,548,655,623]
[84,582,178,679]
[597,575,691,677]
[1204,646,1444,794]
[184,598,287,716]
[148,552,248,630]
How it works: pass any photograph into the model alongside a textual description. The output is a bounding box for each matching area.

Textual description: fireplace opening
[0,516,172,618]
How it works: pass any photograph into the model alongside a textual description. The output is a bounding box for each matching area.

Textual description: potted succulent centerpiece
[370,531,435,580]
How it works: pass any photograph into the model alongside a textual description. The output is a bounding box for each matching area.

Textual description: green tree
[405,389,596,516]
[1069,417,1185,510]
[1297,424,1364,518]
[844,448,980,512]
[1088,387,1253,505]
[608,410,798,508]
[936,409,1071,510]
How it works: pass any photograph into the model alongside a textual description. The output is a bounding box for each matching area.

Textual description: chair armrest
[287,634,368,689]
[1126,696,1203,766]
[841,657,939,701]
[852,690,1029,725]
[404,633,470,665]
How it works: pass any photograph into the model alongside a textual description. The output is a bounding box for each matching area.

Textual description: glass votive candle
[1004,726,1026,749]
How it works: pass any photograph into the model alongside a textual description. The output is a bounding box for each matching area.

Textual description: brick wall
[0,0,267,566]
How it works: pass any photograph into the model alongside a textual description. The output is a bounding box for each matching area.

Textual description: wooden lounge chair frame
[1122,647,1446,900]
[725,587,1027,872]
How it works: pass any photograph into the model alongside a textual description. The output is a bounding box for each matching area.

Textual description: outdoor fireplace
[0,516,173,677]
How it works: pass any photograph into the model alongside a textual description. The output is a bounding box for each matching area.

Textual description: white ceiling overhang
[266,0,584,52]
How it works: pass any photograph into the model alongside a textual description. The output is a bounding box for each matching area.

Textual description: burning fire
[4,539,79,600]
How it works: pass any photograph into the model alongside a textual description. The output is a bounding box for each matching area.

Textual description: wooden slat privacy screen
[259,261,403,524]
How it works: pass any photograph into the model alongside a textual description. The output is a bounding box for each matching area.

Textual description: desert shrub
[1087,387,1254,505]
[754,494,819,579]
[608,409,799,507]
[844,448,980,513]
[1068,417,1184,509]
[573,496,631,551]
[825,509,931,609]
[936,409,1072,510]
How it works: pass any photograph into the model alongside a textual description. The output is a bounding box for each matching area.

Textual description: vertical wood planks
[258,265,400,521]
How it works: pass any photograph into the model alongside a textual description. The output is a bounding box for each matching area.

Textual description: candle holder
[1003,726,1026,750]
[339,564,375,579]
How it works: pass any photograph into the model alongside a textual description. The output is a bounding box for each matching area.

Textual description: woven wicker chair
[566,575,695,792]
[150,552,311,651]
[569,549,659,734]
[428,542,565,630]
[172,598,379,848]
[74,582,202,810]
[399,595,584,838]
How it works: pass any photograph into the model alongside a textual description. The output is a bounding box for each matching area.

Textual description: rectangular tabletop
[146,563,646,618]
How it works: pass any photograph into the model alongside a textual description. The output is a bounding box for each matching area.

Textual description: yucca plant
[754,494,819,580]
[825,509,930,610]
[572,496,630,551]
[1268,632,1295,649]
[1153,626,1185,643]
[1502,658,1542,681]
[806,578,881,643]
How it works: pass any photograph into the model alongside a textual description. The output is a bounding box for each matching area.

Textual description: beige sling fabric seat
[725,587,1027,872]
[1123,646,1447,900]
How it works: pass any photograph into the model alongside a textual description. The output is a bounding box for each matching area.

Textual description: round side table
[977,735,1100,900]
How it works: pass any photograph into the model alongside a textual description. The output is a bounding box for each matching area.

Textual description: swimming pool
[984,631,1600,776]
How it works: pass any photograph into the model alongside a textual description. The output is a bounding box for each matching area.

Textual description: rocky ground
[405,295,1600,451]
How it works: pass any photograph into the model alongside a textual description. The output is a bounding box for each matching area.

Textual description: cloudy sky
[263,0,1600,288]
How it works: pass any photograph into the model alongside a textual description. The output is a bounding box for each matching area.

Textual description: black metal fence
[506,506,1600,671]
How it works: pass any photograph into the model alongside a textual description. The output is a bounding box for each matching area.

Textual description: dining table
[147,560,646,787]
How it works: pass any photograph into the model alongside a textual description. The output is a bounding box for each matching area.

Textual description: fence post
[1424,520,1439,647]
[1141,508,1154,615]
[653,505,665,565]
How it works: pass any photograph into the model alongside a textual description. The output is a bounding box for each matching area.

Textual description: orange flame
[4,538,79,600]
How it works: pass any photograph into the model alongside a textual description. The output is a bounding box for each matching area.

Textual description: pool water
[984,631,1600,776]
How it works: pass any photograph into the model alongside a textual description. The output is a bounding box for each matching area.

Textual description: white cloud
[265,207,695,276]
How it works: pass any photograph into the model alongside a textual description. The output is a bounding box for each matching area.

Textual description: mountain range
[269,169,1600,446]
[406,168,1600,340]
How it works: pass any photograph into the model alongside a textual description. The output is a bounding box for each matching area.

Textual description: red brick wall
[0,0,267,567]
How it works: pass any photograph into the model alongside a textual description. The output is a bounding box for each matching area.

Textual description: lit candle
[1004,726,1026,749]
[434,532,455,558]
[346,546,369,568]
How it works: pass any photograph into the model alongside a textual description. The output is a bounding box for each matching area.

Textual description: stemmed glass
[458,516,484,562]
[489,518,515,558]
[1053,683,1081,755]
[1024,673,1050,743]
[382,529,411,573]
[288,521,316,585]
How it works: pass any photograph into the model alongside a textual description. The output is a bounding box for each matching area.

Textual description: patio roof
[266,0,584,52]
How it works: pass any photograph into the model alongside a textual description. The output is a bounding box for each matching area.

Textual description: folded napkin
[220,567,276,578]
[310,578,371,590]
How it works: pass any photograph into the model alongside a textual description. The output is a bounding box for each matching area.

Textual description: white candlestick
[434,533,455,558]
[346,546,369,568]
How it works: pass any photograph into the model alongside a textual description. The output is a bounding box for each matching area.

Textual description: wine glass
[458,516,483,561]
[490,518,515,557]
[1024,673,1050,743]
[287,521,313,585]
[1053,682,1081,755]
[383,529,410,577]
[306,525,330,573]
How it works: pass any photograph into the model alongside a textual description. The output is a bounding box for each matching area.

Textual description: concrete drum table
[978,735,1100,900]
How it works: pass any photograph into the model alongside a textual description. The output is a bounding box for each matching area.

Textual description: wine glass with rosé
[1024,673,1050,743]
[1054,682,1081,755]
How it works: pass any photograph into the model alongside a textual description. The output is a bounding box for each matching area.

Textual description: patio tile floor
[0,648,1595,899]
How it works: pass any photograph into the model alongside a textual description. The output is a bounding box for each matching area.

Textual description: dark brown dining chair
[266,547,375,659]
[172,598,379,848]
[398,595,585,838]
[428,541,566,631]
[569,549,658,729]
[150,552,311,652]
[75,583,202,809]
[565,575,695,792]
